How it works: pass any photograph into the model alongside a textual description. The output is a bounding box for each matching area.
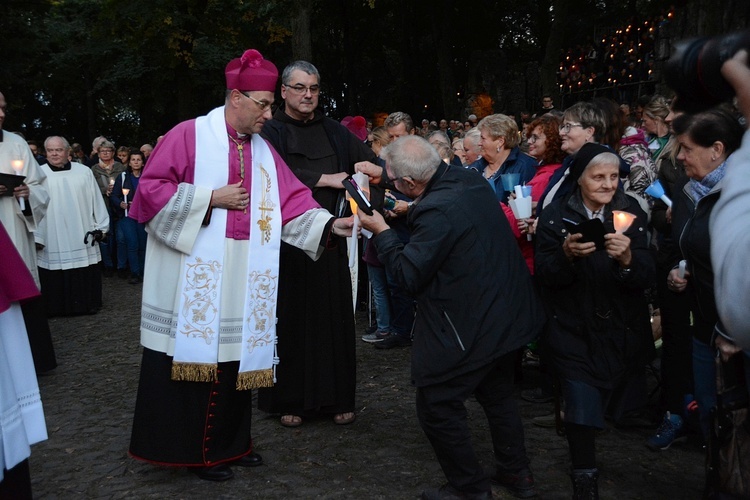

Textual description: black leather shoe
[190,464,234,481]
[233,452,263,467]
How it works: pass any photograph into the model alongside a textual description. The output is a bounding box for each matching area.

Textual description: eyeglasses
[389,174,412,185]
[240,91,272,111]
[528,134,544,144]
[559,122,584,133]
[283,84,320,95]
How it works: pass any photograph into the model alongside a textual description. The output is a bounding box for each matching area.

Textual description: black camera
[665,30,750,113]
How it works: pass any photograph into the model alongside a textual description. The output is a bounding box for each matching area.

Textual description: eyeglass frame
[282,84,321,95]
[239,91,272,111]
[388,173,413,185]
[527,133,545,144]
[559,122,585,133]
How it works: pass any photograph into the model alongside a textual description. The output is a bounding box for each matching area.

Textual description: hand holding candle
[11,159,26,211]
[509,184,533,240]
[121,187,130,217]
[346,172,373,268]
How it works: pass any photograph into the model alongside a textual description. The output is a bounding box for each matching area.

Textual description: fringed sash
[172,106,281,390]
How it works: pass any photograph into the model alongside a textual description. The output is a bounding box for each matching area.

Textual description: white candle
[122,187,130,217]
[11,159,25,211]
[612,211,636,233]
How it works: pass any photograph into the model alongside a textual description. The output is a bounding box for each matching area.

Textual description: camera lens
[665,30,750,112]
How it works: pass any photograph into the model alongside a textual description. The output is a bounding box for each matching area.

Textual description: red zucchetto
[225,49,278,92]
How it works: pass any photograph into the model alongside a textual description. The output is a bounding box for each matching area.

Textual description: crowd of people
[2,41,750,500]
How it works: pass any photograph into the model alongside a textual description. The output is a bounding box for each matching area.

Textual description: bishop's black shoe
[233,452,263,467]
[190,464,234,481]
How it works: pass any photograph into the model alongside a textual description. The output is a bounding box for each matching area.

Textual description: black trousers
[416,351,530,495]
[0,459,32,500]
[656,260,694,414]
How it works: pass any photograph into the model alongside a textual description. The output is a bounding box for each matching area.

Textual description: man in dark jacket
[357,136,545,500]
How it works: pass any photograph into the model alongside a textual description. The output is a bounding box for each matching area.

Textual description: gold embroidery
[257,164,275,244]
[245,269,278,354]
[179,258,222,344]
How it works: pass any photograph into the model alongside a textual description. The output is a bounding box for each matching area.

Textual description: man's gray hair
[382,135,441,182]
[44,136,71,150]
[281,61,320,86]
[384,111,414,134]
[426,130,450,146]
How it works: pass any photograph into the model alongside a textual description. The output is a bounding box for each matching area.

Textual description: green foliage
[0,0,718,146]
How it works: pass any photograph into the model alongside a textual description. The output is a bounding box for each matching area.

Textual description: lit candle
[613,211,636,233]
[11,159,25,211]
[122,187,130,217]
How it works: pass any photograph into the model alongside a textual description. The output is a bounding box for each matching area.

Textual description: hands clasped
[212,181,249,211]
[563,231,632,267]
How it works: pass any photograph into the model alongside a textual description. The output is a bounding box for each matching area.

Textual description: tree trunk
[429,0,458,119]
[540,0,570,106]
[291,0,314,62]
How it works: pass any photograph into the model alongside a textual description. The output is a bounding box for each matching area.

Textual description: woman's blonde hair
[477,114,519,149]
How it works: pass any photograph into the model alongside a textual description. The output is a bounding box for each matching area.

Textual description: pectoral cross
[228,134,249,213]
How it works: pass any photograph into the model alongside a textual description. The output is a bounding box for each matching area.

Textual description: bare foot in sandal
[280,415,302,427]
[333,412,356,425]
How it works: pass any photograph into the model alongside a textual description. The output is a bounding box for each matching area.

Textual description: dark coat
[374,162,544,387]
[535,189,655,389]
[262,107,380,214]
[670,176,721,344]
[466,146,538,203]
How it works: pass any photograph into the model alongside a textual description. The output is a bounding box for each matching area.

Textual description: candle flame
[613,211,636,233]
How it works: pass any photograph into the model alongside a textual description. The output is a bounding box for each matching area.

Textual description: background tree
[1,0,746,149]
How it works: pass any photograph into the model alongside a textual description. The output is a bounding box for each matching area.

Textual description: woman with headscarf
[535,142,654,498]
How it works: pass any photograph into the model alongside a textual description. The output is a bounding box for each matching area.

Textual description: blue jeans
[100,215,115,269]
[692,337,717,439]
[386,267,414,338]
[367,264,391,332]
[117,217,147,276]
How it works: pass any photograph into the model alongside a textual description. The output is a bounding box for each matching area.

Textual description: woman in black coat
[665,108,744,443]
[535,142,654,498]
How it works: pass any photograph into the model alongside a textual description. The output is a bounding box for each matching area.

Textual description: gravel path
[29,275,704,499]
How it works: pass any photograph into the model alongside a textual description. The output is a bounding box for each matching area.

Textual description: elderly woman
[535,142,654,498]
[666,108,744,447]
[467,113,537,203]
[452,137,467,165]
[90,140,126,277]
